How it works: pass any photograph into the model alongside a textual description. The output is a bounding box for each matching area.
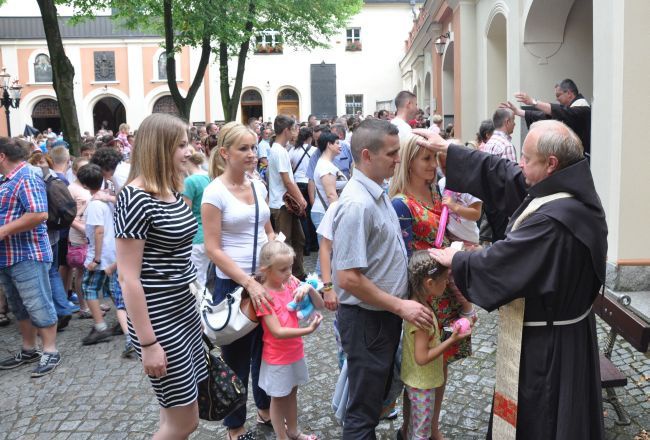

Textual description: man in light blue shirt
[332,119,433,438]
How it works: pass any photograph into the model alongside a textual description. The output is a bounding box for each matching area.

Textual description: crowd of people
[0,77,605,440]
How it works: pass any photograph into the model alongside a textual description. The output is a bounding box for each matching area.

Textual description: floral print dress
[392,188,472,362]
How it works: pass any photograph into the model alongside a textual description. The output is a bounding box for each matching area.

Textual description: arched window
[277,88,299,102]
[158,52,168,80]
[34,54,52,83]
[152,95,180,116]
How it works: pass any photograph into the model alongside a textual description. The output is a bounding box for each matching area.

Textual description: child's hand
[293,283,311,302]
[442,195,458,213]
[93,189,112,202]
[450,327,472,342]
[307,312,323,332]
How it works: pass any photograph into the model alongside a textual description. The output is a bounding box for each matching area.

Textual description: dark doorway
[310,63,337,119]
[31,99,61,134]
[93,97,126,133]
[241,89,263,124]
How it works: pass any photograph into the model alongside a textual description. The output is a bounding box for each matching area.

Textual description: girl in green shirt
[401,250,471,440]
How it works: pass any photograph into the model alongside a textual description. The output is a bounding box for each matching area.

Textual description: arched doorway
[32,98,61,133]
[152,95,180,117]
[276,88,299,120]
[486,13,507,115]
[93,97,126,134]
[442,41,455,128]
[241,89,263,124]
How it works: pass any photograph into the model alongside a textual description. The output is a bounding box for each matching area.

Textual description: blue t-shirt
[306,141,353,180]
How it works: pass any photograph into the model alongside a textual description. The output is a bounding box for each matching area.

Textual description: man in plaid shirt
[480,108,518,243]
[0,137,61,377]
[483,108,517,162]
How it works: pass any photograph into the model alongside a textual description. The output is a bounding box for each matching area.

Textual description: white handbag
[200,286,258,346]
[200,179,260,346]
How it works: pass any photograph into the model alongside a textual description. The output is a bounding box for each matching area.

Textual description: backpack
[40,167,77,230]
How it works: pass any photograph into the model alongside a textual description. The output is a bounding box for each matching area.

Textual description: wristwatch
[93,259,101,265]
[531,98,538,106]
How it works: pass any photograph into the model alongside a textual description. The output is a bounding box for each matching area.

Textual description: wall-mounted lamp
[101,84,108,94]
[434,32,451,56]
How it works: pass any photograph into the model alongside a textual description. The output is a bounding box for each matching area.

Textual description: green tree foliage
[70,0,362,121]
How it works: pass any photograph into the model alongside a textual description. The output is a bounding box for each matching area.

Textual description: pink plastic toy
[452,317,471,334]
[434,190,452,248]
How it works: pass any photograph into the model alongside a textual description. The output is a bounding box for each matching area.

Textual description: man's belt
[522,307,592,327]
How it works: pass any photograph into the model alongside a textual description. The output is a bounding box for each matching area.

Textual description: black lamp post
[0,67,22,137]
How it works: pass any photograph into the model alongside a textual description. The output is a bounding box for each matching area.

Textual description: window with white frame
[346,28,361,51]
[34,53,52,83]
[345,94,363,115]
[255,29,283,53]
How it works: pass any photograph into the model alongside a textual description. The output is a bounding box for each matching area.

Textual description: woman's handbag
[283,191,305,217]
[197,334,247,421]
[66,242,88,268]
[200,286,258,346]
[201,180,260,345]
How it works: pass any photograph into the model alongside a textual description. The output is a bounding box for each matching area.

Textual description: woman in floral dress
[389,135,476,440]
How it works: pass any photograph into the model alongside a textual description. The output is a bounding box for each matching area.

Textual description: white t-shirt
[438,177,481,244]
[257,139,270,159]
[390,117,412,140]
[312,159,347,215]
[113,161,130,191]
[268,142,294,209]
[84,200,116,270]
[316,201,339,240]
[288,144,317,184]
[201,178,270,279]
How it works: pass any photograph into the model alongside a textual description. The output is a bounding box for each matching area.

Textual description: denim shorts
[82,269,125,309]
[0,259,57,328]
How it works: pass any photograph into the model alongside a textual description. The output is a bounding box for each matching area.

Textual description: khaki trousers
[271,207,306,279]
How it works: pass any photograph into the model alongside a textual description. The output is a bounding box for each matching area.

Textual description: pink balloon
[452,317,471,334]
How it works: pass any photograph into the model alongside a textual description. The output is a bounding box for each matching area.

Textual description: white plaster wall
[519,0,593,105]
[592,0,650,262]
[0,0,110,17]
[211,3,415,122]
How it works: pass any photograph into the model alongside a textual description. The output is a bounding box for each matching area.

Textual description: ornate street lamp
[434,32,451,56]
[0,67,23,137]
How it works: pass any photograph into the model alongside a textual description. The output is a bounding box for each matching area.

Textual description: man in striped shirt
[0,137,61,377]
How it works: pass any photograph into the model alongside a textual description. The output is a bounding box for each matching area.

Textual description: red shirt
[257,277,304,365]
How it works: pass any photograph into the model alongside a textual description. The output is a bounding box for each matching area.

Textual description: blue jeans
[310,211,325,274]
[49,243,78,316]
[0,259,57,328]
[212,276,270,428]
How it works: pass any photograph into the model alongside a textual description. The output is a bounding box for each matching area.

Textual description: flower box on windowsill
[255,43,283,54]
[346,41,362,51]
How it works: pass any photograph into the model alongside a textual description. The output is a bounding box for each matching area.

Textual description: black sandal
[256,410,273,427]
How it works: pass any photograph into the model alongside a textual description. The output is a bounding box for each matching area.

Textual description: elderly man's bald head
[531,120,584,169]
[520,120,584,186]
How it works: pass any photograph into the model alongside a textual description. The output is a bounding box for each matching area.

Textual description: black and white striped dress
[114,186,208,408]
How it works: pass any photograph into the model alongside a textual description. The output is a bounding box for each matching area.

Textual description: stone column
[592,0,650,291]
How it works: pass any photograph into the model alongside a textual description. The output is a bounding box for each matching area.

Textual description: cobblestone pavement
[0,255,648,439]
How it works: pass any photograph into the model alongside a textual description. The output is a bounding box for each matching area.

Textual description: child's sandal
[287,432,319,440]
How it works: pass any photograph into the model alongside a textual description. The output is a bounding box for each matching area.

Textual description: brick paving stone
[1,254,649,439]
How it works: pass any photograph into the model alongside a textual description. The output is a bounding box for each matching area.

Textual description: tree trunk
[220,1,255,122]
[163,0,212,123]
[36,0,82,156]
